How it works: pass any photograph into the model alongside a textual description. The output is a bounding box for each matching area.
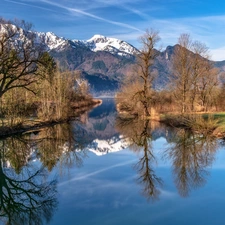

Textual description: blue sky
[1,0,225,60]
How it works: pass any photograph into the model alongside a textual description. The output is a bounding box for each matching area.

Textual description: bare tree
[171,34,193,113]
[198,66,219,111]
[0,19,54,99]
[136,29,160,116]
[116,29,160,117]
[171,33,219,113]
[189,41,209,111]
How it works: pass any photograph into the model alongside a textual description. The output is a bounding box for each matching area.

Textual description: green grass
[202,112,225,128]
[160,112,225,137]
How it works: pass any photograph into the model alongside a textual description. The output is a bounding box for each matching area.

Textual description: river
[0,98,225,225]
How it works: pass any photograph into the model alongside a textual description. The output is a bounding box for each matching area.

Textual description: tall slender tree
[116,29,160,117]
[171,34,193,113]
[136,29,160,116]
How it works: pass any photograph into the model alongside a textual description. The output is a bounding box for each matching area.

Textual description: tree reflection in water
[0,109,221,223]
[116,117,162,200]
[34,122,88,172]
[0,137,57,225]
[0,121,88,224]
[116,115,219,199]
[165,129,218,197]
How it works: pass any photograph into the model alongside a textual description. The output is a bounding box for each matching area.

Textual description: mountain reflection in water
[0,98,224,225]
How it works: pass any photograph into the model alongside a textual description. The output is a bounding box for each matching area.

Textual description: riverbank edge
[157,113,225,138]
[0,98,102,138]
[117,109,225,138]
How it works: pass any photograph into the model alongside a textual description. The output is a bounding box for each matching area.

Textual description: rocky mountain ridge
[35,31,139,57]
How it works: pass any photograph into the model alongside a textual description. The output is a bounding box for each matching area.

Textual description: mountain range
[37,31,225,95]
[2,23,225,95]
[38,32,172,93]
[42,32,138,95]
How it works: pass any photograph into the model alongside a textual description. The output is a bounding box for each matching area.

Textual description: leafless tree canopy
[170,33,219,113]
[0,19,54,98]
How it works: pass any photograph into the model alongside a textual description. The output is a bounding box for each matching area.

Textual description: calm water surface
[0,98,225,225]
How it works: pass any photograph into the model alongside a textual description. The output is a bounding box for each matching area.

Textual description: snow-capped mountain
[35,31,139,57]
[36,31,68,51]
[0,23,68,52]
[0,21,138,56]
[76,34,139,57]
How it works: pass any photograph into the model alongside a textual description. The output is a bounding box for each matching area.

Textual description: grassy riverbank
[159,112,225,137]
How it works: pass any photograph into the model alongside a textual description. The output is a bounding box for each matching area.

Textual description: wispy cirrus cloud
[2,0,225,60]
[40,0,143,32]
[3,0,57,12]
[94,0,151,19]
[3,0,144,32]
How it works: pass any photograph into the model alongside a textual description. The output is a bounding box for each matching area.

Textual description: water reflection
[0,99,224,224]
[0,120,88,224]
[0,100,119,224]
[72,99,122,155]
[116,117,162,200]
[165,129,218,197]
[0,137,57,225]
[35,123,87,171]
[116,115,219,199]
